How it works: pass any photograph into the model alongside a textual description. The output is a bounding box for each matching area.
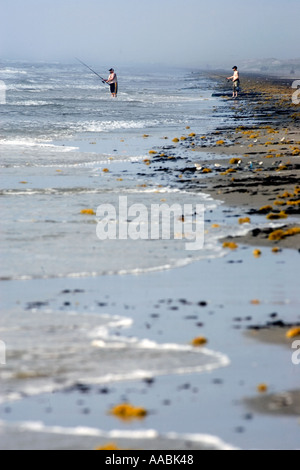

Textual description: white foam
[9,101,54,107]
[0,138,77,152]
[1,68,27,75]
[79,120,159,133]
[0,420,238,450]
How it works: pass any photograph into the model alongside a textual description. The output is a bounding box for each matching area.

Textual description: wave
[78,119,160,133]
[0,420,237,450]
[8,101,55,107]
[0,138,77,152]
[0,307,230,406]
[1,68,27,75]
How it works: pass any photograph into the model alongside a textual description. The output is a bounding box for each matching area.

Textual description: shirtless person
[227,66,240,99]
[105,68,118,98]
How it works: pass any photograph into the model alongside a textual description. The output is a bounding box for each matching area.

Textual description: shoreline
[183,72,300,250]
[1,248,300,450]
[1,69,300,451]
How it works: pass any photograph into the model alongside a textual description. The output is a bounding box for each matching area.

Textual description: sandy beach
[191,73,300,249]
[1,68,299,451]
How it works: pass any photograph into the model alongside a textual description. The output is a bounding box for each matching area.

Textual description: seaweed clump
[110,403,148,421]
[268,227,300,241]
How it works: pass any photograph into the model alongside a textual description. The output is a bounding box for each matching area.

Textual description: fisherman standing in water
[105,68,118,98]
[227,66,240,99]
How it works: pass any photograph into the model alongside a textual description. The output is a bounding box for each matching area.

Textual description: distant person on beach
[227,66,240,99]
[105,68,118,98]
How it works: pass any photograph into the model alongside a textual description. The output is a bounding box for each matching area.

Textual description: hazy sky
[0,0,299,66]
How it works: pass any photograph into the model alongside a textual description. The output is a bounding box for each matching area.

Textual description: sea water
[2,61,294,449]
[0,61,236,281]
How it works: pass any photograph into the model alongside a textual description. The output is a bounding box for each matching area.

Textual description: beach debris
[223,242,238,250]
[110,403,148,421]
[212,224,220,229]
[257,384,268,393]
[253,249,262,258]
[272,247,282,254]
[286,200,300,206]
[266,211,288,220]
[172,138,179,143]
[258,205,273,214]
[195,163,203,171]
[149,150,157,155]
[268,230,286,241]
[278,191,293,199]
[221,168,236,176]
[239,217,251,225]
[80,209,96,216]
[191,336,208,347]
[268,227,300,241]
[229,158,241,165]
[276,165,288,172]
[202,168,212,173]
[102,168,109,173]
[19,181,28,184]
[251,300,261,305]
[291,147,300,156]
[223,242,239,250]
[286,327,300,339]
[95,443,122,450]
[216,140,225,145]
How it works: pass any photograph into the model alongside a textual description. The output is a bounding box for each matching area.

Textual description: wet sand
[1,72,300,451]
[191,72,300,250]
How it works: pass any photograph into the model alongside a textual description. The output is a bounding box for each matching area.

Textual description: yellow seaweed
[192,337,208,347]
[110,403,148,421]
[223,242,238,250]
[266,211,287,220]
[286,327,300,339]
[253,249,262,258]
[257,384,268,393]
[81,209,96,216]
[239,217,251,225]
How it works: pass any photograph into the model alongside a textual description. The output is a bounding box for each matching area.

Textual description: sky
[0,0,299,67]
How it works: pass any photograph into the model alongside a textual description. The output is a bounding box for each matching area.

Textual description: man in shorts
[105,68,118,98]
[227,66,240,99]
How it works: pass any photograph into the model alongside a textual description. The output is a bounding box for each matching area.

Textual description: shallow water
[1,61,299,450]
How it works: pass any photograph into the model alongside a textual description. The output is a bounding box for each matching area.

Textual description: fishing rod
[75,58,108,85]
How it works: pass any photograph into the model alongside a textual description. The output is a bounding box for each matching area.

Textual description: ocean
[1,61,299,450]
[0,61,237,281]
